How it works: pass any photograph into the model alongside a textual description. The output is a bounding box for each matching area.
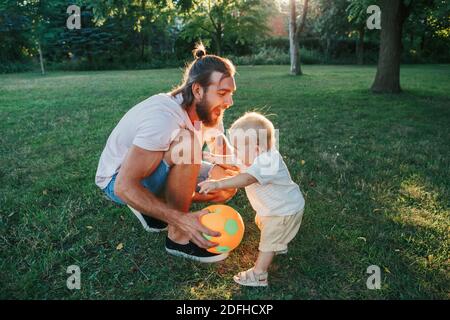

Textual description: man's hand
[174,210,221,249]
[198,179,220,194]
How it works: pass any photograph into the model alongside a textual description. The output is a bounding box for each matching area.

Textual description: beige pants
[255,209,304,253]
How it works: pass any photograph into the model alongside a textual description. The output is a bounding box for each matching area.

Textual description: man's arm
[115,145,219,248]
[198,173,257,194]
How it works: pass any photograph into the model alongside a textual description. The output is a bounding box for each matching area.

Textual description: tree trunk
[371,0,409,93]
[420,34,426,51]
[216,25,223,56]
[325,37,331,63]
[216,41,222,56]
[140,0,146,61]
[141,33,145,60]
[212,32,222,56]
[38,41,45,75]
[289,0,301,75]
[289,0,308,75]
[356,27,365,65]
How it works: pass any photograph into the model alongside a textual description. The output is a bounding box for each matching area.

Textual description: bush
[261,37,290,51]
[227,46,322,66]
[300,48,323,64]
[45,55,184,72]
[257,36,384,65]
[0,60,35,73]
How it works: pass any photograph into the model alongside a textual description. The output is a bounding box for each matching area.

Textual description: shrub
[227,46,322,66]
[0,60,35,73]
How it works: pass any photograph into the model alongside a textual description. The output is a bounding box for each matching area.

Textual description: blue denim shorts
[103,160,213,205]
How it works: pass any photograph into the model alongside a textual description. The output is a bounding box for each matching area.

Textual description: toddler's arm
[198,173,257,194]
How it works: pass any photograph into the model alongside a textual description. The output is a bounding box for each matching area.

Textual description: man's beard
[196,95,219,127]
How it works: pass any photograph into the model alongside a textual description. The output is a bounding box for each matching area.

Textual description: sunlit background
[1,0,448,73]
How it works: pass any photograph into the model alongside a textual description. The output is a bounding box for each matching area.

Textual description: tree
[289,0,309,75]
[371,0,412,93]
[313,0,351,63]
[181,0,271,56]
[0,1,31,63]
[21,0,49,74]
[89,0,179,62]
[402,0,450,62]
[347,0,375,65]
[6,0,69,74]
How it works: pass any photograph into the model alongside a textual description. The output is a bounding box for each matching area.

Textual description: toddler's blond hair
[230,112,275,151]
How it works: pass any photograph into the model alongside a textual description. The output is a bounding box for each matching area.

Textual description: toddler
[199,112,305,287]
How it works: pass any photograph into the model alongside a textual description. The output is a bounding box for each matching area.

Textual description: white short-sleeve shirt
[95,93,223,189]
[244,149,305,216]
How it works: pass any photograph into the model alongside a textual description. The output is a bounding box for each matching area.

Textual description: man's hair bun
[193,42,206,59]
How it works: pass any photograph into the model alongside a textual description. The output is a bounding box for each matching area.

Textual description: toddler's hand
[198,180,219,194]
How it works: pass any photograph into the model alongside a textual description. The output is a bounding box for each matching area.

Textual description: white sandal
[233,268,268,287]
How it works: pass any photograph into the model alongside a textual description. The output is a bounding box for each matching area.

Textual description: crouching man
[95,44,238,263]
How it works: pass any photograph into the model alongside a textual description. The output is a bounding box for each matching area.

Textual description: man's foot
[165,237,229,263]
[127,205,168,232]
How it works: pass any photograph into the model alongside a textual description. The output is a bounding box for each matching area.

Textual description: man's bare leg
[163,129,202,244]
[165,163,201,244]
[162,129,238,243]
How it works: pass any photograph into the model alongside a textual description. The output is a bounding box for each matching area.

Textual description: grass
[0,65,449,299]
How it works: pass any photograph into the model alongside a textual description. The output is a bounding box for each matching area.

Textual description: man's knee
[164,129,202,166]
[210,188,238,203]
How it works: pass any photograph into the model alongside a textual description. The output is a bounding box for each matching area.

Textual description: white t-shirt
[95,93,223,189]
[244,149,305,216]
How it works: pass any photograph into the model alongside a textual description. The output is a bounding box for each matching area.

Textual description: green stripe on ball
[216,246,230,253]
[224,219,238,235]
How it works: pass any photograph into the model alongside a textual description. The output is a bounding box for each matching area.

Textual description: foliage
[180,0,273,55]
[0,0,449,72]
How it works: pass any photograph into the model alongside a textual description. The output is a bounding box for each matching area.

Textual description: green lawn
[1,65,449,299]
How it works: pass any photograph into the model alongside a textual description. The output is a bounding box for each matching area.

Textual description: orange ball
[200,204,245,254]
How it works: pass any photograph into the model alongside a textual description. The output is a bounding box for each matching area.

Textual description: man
[95,43,238,263]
